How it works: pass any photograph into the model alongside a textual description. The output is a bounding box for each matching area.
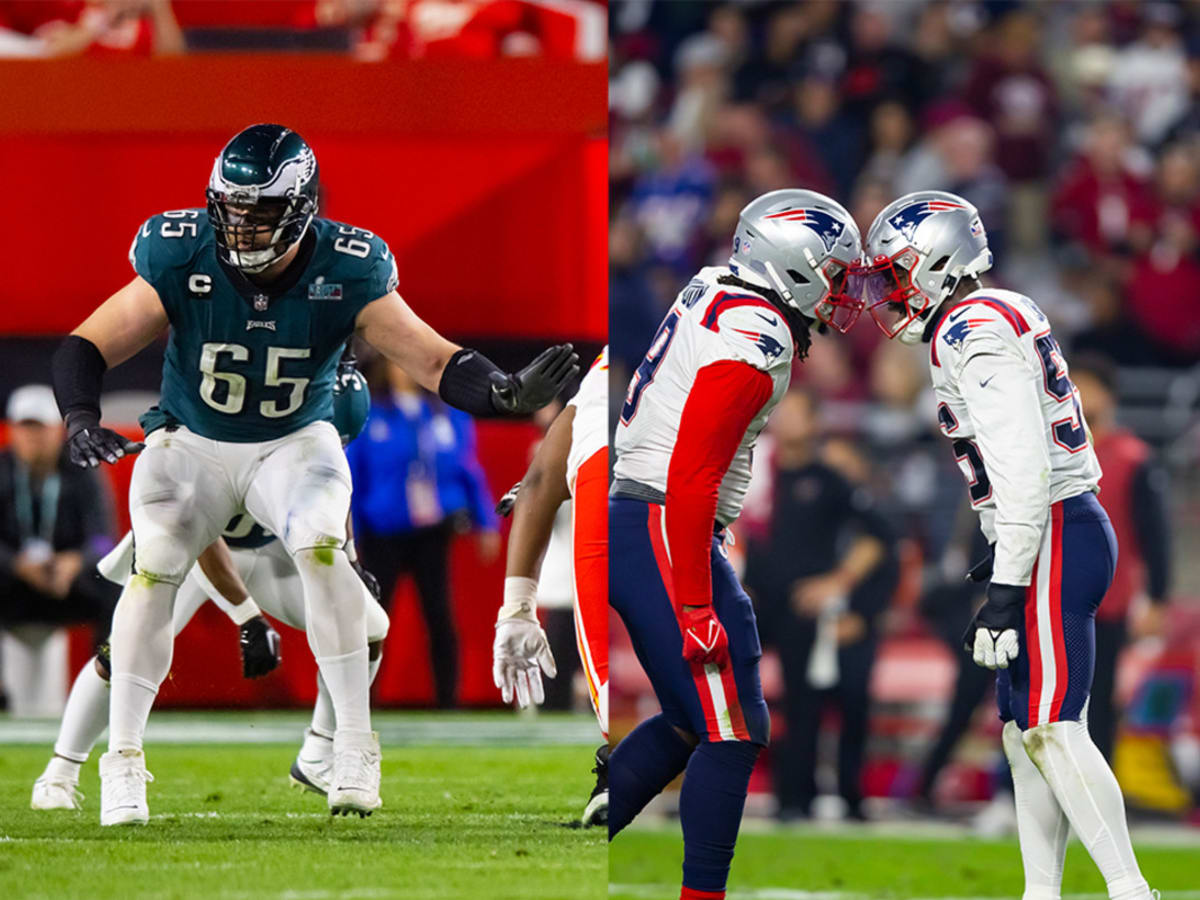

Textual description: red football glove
[680,605,729,667]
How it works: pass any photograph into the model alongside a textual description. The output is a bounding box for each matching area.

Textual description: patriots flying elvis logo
[732,328,786,362]
[887,199,965,241]
[763,207,844,252]
[942,317,993,349]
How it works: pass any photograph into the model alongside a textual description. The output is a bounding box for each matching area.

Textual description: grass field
[610,823,1200,899]
[0,711,605,900]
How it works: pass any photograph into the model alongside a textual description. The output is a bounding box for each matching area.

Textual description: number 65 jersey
[614,266,794,529]
[129,210,398,443]
[928,288,1101,586]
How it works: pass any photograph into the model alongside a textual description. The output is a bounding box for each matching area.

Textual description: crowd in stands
[0,0,604,59]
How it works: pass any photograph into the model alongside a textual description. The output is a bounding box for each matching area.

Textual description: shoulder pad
[128,209,208,285]
[933,295,1032,367]
[322,220,398,299]
[700,291,792,371]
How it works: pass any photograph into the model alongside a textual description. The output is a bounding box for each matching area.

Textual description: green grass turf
[610,826,1200,898]
[0,742,605,900]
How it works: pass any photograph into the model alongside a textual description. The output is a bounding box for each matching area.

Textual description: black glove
[495,480,521,518]
[489,344,579,415]
[965,545,995,583]
[65,410,144,469]
[351,558,382,604]
[239,615,282,678]
[961,582,1026,652]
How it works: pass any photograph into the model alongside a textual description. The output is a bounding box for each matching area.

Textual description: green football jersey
[130,209,398,443]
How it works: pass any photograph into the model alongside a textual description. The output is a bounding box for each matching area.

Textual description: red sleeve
[664,360,775,609]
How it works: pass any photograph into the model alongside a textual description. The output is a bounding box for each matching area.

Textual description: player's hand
[350,558,382,604]
[972,626,1019,669]
[489,344,579,415]
[493,615,556,708]
[680,605,729,667]
[239,615,282,678]
[64,410,144,468]
[963,582,1025,669]
[495,480,521,517]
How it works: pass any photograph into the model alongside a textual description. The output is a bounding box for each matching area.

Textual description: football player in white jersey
[854,191,1153,900]
[609,190,863,900]
[492,346,609,825]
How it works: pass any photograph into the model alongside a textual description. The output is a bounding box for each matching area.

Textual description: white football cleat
[99,749,153,826]
[31,775,83,810]
[290,729,333,796]
[327,730,382,817]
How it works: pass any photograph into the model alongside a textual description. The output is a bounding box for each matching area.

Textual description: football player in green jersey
[50,124,578,826]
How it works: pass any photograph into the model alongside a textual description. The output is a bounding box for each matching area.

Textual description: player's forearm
[960,354,1050,585]
[505,410,573,579]
[195,540,251,608]
[665,361,775,608]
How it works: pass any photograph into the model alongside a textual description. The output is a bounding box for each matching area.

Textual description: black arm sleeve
[51,335,108,420]
[437,348,503,418]
[1131,458,1171,602]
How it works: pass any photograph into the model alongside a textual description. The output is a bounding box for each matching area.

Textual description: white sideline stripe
[609,889,1200,900]
[0,715,598,746]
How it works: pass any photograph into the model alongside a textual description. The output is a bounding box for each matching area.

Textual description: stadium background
[0,1,606,711]
[609,0,1200,833]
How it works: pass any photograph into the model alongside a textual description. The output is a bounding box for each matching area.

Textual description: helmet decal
[764,207,846,252]
[886,199,965,242]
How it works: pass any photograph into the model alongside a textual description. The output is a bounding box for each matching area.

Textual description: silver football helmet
[853,190,993,343]
[728,189,864,332]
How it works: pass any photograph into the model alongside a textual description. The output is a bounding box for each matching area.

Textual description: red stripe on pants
[1047,503,1068,721]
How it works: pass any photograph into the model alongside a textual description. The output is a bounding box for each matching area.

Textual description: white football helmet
[729,189,864,332]
[853,190,993,343]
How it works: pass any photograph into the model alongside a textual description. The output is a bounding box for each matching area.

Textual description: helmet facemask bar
[206,190,314,273]
[812,254,865,333]
[850,248,930,339]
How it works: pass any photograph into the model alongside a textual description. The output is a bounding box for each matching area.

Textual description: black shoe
[581,744,609,827]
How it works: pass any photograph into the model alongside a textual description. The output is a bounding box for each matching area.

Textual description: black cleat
[581,743,609,827]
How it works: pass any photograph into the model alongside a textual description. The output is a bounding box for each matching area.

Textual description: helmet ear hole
[786,269,810,284]
[929,255,951,272]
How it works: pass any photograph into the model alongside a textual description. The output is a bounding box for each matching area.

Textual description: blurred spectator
[963,9,1057,183]
[1106,2,1190,148]
[1124,142,1200,363]
[347,362,500,708]
[609,215,664,377]
[0,0,184,57]
[744,390,897,821]
[1,385,118,717]
[1051,112,1152,257]
[628,128,715,274]
[1073,354,1171,762]
[840,2,923,115]
[858,99,916,188]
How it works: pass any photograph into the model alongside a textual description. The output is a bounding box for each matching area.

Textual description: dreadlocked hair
[716,274,814,360]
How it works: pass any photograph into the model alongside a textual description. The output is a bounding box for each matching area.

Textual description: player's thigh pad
[1012,493,1117,731]
[129,428,236,583]
[609,498,768,745]
[243,422,352,555]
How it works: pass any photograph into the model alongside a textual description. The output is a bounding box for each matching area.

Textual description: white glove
[973,627,1019,670]
[493,617,557,708]
[493,577,556,708]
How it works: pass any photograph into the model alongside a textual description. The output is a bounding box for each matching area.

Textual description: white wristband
[498,576,539,622]
[228,597,262,627]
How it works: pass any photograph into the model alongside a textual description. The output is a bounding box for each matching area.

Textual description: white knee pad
[364,588,390,643]
[131,531,192,587]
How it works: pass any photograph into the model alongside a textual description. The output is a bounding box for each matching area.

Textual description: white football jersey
[614,267,793,526]
[565,346,608,496]
[928,288,1101,586]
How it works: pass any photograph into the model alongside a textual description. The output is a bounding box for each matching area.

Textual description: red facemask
[848,248,931,339]
[812,256,866,333]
